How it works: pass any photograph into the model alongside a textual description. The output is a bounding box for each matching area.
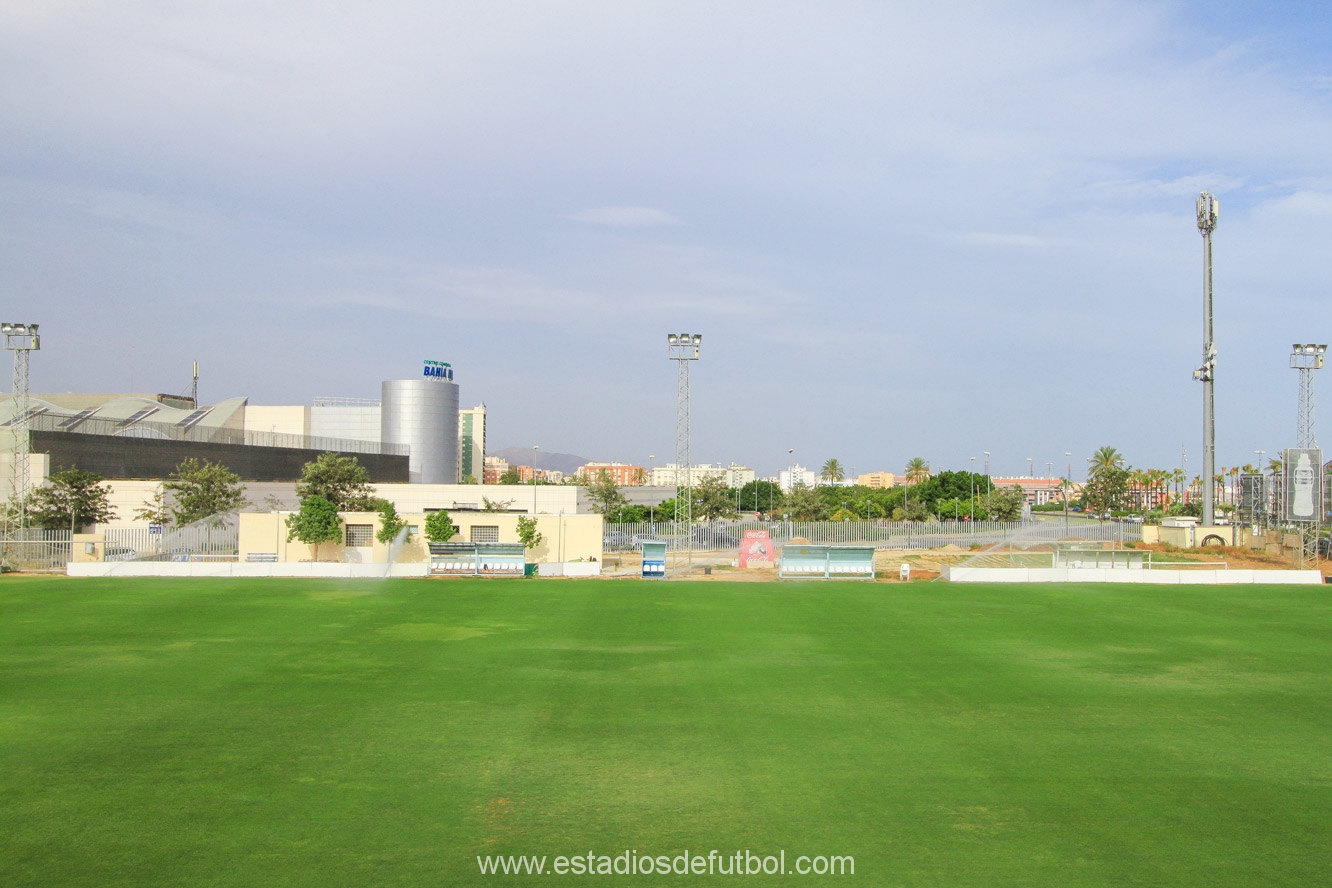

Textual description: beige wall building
[856,472,897,488]
[239,509,603,565]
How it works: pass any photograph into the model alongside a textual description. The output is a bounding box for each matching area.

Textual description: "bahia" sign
[423,360,454,381]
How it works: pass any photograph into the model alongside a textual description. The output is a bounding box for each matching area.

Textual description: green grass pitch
[2,576,1329,886]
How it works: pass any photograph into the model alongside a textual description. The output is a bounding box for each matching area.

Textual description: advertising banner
[738,530,774,569]
[1282,448,1323,522]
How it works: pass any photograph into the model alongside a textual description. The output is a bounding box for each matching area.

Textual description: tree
[693,475,739,521]
[900,499,930,522]
[986,486,1026,521]
[460,474,478,485]
[1083,464,1130,516]
[375,500,409,545]
[784,483,828,520]
[295,453,377,511]
[482,496,515,512]
[1088,446,1125,478]
[584,469,629,517]
[498,468,521,485]
[28,469,117,533]
[738,479,784,514]
[516,515,543,553]
[285,495,342,561]
[163,458,248,526]
[903,457,930,507]
[134,484,172,528]
[425,510,458,543]
[821,458,845,484]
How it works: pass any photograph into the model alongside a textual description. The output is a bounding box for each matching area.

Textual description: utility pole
[1194,192,1219,526]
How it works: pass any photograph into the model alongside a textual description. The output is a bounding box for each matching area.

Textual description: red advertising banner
[738,529,774,569]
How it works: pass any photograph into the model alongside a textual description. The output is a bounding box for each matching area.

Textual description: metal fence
[0,529,72,571]
[602,518,1142,553]
[105,522,239,560]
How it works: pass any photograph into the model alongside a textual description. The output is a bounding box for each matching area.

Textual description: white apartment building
[648,462,756,488]
[778,464,818,491]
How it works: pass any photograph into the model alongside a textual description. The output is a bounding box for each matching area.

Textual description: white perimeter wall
[944,566,1324,585]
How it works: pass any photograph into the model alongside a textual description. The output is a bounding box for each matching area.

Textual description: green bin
[524,563,538,577]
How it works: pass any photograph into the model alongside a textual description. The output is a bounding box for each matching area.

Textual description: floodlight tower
[1290,344,1326,448]
[3,323,40,529]
[1194,192,1219,526]
[667,333,701,561]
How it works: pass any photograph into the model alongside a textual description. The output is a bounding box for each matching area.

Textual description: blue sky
[3,1,1331,479]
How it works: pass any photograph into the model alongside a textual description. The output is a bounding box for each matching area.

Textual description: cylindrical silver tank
[381,378,459,483]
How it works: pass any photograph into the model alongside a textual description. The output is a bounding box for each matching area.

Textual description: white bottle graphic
[1292,453,1315,519]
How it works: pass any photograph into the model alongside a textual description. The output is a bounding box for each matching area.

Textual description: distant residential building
[991,476,1072,507]
[648,462,755,488]
[483,456,509,485]
[577,462,646,485]
[458,404,486,483]
[778,464,817,491]
[857,471,897,489]
[514,465,562,484]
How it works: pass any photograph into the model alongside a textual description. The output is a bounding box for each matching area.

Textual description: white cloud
[566,206,682,228]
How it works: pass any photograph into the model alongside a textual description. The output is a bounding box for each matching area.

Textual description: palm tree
[905,458,930,485]
[821,458,845,484]
[1088,446,1125,480]
[903,457,930,511]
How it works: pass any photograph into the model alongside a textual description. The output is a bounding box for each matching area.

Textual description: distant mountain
[490,447,590,477]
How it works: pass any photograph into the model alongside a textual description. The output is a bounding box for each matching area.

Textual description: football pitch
[2,576,1329,887]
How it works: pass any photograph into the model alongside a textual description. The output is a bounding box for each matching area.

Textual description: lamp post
[1065,452,1072,533]
[532,445,539,515]
[970,456,976,531]
[984,451,991,497]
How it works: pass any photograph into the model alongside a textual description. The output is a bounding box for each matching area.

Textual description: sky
[3,1,1331,480]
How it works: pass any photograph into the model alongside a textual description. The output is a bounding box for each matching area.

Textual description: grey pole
[1195,192,1219,526]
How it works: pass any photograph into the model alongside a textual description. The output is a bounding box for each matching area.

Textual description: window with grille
[470,525,500,543]
[345,524,374,547]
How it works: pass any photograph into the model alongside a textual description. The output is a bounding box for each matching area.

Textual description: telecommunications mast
[1194,192,1219,526]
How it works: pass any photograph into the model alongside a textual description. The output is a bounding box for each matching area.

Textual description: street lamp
[984,451,991,496]
[1065,452,1072,532]
[970,456,976,531]
[532,445,539,515]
